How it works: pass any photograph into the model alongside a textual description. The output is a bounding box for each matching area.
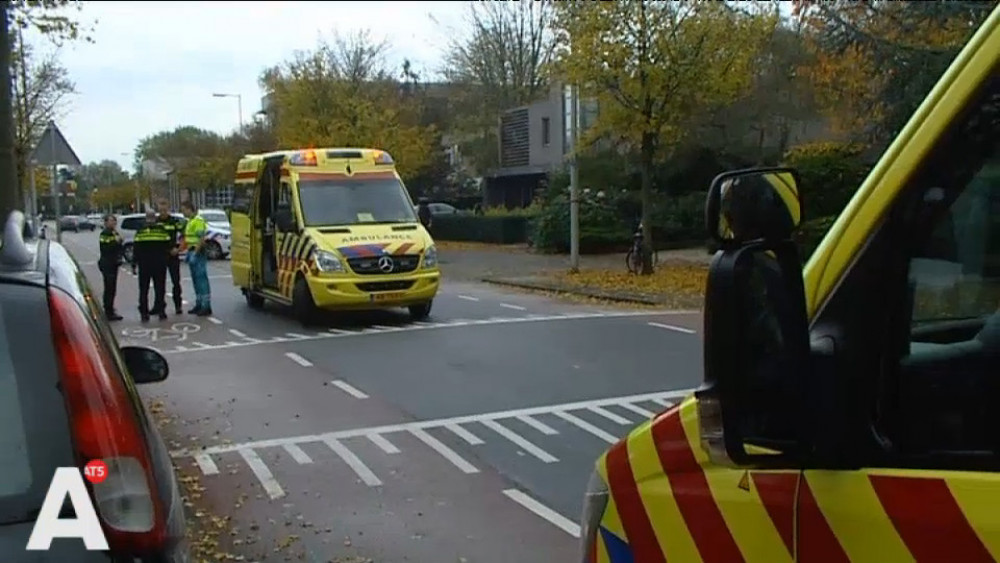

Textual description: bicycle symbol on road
[120,322,201,343]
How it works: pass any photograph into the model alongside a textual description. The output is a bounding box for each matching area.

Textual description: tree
[134,126,234,191]
[795,0,996,145]
[0,0,92,220]
[74,159,128,199]
[554,1,776,274]
[440,1,556,173]
[259,30,437,180]
[12,30,74,198]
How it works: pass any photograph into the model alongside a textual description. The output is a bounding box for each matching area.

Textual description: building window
[542,117,551,146]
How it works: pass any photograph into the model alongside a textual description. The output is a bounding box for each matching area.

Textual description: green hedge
[432,215,531,244]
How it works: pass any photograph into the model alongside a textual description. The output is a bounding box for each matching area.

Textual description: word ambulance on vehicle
[229,148,439,323]
[582,5,1000,563]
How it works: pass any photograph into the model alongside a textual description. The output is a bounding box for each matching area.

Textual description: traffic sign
[30,121,81,167]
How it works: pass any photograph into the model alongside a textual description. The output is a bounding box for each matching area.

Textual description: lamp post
[213,92,244,133]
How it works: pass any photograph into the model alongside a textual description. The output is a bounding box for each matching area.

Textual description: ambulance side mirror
[695,168,810,468]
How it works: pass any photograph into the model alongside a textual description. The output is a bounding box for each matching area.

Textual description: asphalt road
[59,228,704,563]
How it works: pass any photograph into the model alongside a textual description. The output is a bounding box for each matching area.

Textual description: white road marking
[553,411,620,444]
[516,414,559,435]
[193,454,218,475]
[174,346,189,352]
[284,352,313,367]
[647,321,697,334]
[503,488,581,538]
[157,311,680,355]
[327,328,350,335]
[282,443,313,464]
[171,388,693,457]
[207,317,223,325]
[457,295,479,302]
[481,420,558,463]
[238,449,284,499]
[445,423,484,445]
[652,397,675,408]
[588,406,633,425]
[371,324,401,331]
[229,329,248,339]
[618,402,656,418]
[323,438,382,487]
[330,380,369,399]
[367,433,400,454]
[499,303,527,311]
[409,428,479,474]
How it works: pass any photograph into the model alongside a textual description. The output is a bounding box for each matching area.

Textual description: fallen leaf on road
[437,241,525,252]
[546,262,707,308]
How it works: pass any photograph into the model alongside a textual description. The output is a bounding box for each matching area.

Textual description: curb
[480,277,665,306]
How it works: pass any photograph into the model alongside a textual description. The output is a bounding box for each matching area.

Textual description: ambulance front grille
[356,280,415,292]
[347,254,420,275]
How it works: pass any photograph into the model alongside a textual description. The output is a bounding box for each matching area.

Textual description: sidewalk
[438,242,711,308]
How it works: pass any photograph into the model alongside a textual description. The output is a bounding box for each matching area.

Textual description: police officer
[133,209,172,322]
[156,198,185,314]
[98,214,124,321]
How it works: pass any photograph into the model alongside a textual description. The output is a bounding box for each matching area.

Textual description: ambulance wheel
[408,301,432,321]
[245,291,265,310]
[292,277,318,325]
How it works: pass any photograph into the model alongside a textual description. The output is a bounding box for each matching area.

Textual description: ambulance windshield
[297,176,418,226]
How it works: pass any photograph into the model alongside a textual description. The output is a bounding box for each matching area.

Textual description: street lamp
[213,92,244,133]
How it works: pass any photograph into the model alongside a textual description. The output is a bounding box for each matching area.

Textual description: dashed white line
[553,411,620,444]
[193,454,218,475]
[330,379,369,399]
[282,443,313,464]
[207,317,223,325]
[503,489,581,538]
[588,406,632,425]
[229,329,249,339]
[618,402,656,418]
[190,342,211,349]
[457,295,480,302]
[516,414,559,435]
[285,332,310,339]
[647,321,697,334]
[284,352,313,367]
[652,397,675,408]
[327,328,350,335]
[445,423,484,445]
[172,389,693,458]
[324,438,382,487]
[367,433,400,454]
[371,324,401,331]
[238,448,285,499]
[409,428,479,474]
[499,303,527,311]
[481,420,558,463]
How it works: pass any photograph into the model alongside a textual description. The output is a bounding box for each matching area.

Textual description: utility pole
[568,84,581,272]
[0,0,20,221]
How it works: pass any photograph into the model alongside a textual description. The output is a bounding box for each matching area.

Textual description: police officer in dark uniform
[97,214,124,321]
[156,198,185,314]
[133,209,172,322]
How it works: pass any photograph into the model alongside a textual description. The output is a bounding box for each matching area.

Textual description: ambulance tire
[245,290,265,310]
[292,277,318,325]
[408,300,432,321]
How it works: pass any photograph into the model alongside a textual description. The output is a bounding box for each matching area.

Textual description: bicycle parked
[625,221,658,274]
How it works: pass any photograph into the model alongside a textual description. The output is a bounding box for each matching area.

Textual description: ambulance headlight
[579,468,609,562]
[422,245,438,268]
[313,250,344,272]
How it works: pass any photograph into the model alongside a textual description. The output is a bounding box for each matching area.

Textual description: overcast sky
[27,1,468,172]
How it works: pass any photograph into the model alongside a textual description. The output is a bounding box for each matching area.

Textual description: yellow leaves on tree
[553,1,776,274]
[261,32,436,181]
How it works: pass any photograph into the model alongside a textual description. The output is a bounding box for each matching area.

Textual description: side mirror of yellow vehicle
[696,167,812,468]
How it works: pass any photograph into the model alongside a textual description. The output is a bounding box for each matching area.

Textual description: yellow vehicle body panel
[229,148,440,310]
[592,5,1000,563]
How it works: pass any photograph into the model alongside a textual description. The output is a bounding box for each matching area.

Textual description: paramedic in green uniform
[181,200,212,316]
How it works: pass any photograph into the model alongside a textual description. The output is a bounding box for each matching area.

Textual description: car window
[0,284,76,524]
[202,212,228,223]
[121,217,141,230]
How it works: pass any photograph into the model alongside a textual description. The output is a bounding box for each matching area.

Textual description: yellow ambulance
[583,5,1000,562]
[229,148,439,323]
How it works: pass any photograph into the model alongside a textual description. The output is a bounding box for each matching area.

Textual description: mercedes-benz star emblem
[377,255,395,273]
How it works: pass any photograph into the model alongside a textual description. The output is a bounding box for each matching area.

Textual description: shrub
[782,141,872,220]
[432,215,530,244]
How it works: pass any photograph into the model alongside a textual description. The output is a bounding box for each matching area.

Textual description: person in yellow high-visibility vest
[180,201,212,316]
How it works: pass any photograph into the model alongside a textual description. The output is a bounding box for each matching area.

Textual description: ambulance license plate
[370,292,406,302]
